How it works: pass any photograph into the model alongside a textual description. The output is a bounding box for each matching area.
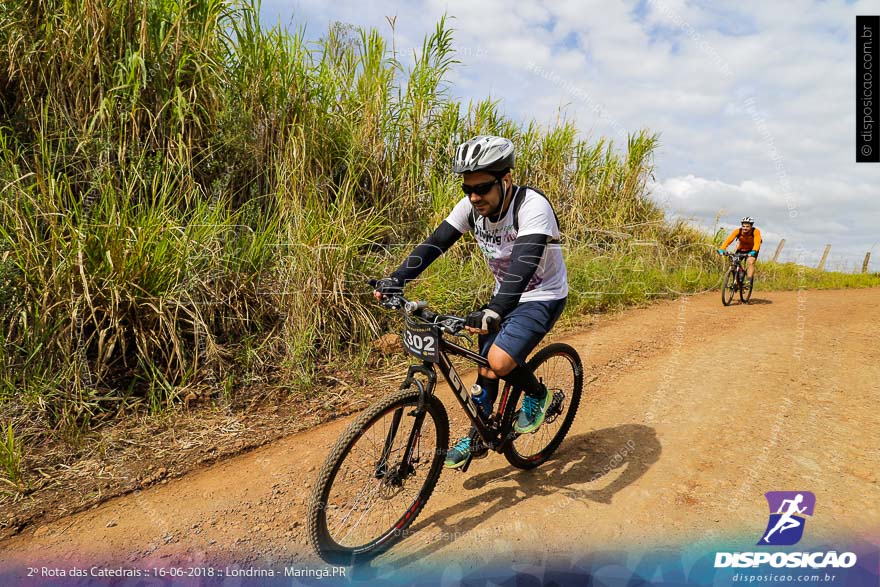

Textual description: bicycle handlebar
[368,280,467,335]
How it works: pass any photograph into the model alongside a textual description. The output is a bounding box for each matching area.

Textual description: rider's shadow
[463,423,659,504]
[358,423,660,575]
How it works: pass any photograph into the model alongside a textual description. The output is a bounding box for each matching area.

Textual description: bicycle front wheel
[503,343,583,470]
[740,274,753,303]
[308,386,449,564]
[722,269,735,306]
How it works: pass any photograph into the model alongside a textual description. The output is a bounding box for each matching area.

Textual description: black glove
[465,308,501,333]
[373,276,403,297]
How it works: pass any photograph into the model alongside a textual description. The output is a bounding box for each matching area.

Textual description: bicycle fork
[374,373,432,484]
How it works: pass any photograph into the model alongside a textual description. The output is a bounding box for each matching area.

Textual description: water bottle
[470,384,493,419]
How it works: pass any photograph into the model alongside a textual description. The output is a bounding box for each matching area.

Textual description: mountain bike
[721,251,753,306]
[307,287,583,564]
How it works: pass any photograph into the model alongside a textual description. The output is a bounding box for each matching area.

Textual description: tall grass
[0,0,708,478]
[0,422,23,489]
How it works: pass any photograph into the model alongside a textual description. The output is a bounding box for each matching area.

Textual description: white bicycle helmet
[453,135,515,174]
[741,216,755,224]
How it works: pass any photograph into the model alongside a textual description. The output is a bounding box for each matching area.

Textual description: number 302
[405,331,435,353]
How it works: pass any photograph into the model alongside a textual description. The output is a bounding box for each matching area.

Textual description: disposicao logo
[759,491,815,546]
[714,491,858,569]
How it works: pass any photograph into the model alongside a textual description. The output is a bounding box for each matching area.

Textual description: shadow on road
[354,424,660,577]
[745,298,773,305]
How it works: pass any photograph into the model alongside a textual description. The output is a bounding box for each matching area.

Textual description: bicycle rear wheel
[721,269,735,306]
[308,386,449,564]
[503,343,583,470]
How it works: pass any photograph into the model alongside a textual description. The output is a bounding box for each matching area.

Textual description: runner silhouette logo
[759,491,816,546]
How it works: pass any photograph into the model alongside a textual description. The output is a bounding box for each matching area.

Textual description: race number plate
[402,318,440,363]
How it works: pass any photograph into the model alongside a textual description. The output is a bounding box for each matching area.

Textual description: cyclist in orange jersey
[717,216,762,285]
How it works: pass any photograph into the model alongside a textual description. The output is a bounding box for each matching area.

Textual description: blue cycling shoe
[514,387,550,434]
[444,431,488,469]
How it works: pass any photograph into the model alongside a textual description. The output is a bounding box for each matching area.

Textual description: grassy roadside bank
[753,262,880,290]
[0,0,672,485]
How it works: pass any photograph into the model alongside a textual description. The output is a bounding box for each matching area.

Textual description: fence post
[863,252,872,274]
[772,239,786,262]
[818,244,831,271]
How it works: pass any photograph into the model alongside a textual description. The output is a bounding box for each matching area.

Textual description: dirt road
[2,288,879,573]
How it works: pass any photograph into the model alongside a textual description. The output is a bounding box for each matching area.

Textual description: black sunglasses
[461,179,500,196]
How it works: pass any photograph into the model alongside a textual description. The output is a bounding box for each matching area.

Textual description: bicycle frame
[402,335,520,448]
[367,288,527,477]
[375,333,524,478]
[728,253,749,281]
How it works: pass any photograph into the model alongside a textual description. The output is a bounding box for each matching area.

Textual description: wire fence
[766,240,876,274]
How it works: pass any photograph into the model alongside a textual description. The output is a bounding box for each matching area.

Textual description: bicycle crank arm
[458,453,474,473]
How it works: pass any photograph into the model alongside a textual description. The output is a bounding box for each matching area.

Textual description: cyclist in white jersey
[373,135,568,468]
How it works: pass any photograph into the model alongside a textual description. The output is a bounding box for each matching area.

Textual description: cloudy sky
[262,0,878,271]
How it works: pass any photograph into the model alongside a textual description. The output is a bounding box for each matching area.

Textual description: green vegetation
[0,423,22,489]
[757,262,880,290]
[0,0,667,432]
[0,0,877,489]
